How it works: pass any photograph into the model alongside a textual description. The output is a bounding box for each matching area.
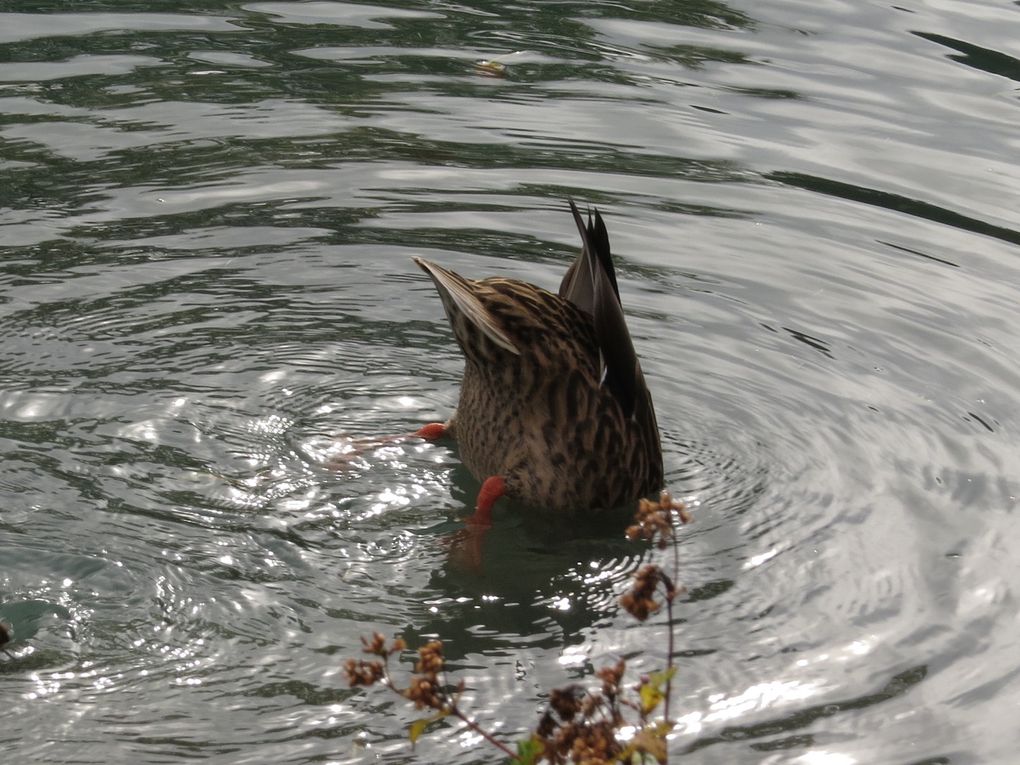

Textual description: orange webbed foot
[414,422,449,441]
[326,422,450,470]
[446,476,506,570]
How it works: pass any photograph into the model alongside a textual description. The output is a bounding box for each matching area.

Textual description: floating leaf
[474,59,507,77]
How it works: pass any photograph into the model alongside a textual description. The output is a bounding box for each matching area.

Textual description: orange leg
[466,475,506,527]
[446,475,506,571]
[414,422,449,441]
[327,422,450,471]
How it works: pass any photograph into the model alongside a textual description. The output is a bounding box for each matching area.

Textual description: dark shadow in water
[768,171,1020,248]
[400,425,764,660]
[782,327,832,359]
[343,459,657,659]
[878,240,959,269]
[914,31,1020,83]
[964,411,995,433]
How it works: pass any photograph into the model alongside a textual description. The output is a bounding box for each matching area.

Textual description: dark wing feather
[560,200,644,419]
[558,205,589,313]
[590,207,620,299]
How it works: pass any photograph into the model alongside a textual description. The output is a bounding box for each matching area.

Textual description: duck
[413,201,663,524]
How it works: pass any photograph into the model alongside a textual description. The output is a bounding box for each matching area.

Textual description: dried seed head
[620,564,663,622]
[361,632,387,656]
[414,640,445,675]
[404,673,445,710]
[549,687,581,720]
[344,658,385,687]
[596,659,626,697]
[389,636,407,655]
[628,491,688,548]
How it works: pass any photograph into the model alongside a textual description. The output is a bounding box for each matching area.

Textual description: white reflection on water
[699,679,822,730]
[792,751,857,765]
[743,547,779,569]
[25,672,62,699]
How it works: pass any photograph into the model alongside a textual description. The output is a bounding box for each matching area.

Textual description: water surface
[1,0,1018,763]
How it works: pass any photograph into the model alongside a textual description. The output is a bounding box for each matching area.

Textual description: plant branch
[451,705,518,758]
[664,595,675,724]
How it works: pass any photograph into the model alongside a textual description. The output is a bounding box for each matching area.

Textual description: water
[1,1,1018,762]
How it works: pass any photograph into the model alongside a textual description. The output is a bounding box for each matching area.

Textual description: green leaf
[618,721,674,764]
[638,667,676,714]
[512,735,544,765]
[408,710,449,746]
[409,718,430,745]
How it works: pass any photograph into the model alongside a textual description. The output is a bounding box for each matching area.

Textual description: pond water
[1,1,1018,763]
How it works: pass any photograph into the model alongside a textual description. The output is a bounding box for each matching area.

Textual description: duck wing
[414,256,520,355]
[559,201,620,310]
[559,201,648,422]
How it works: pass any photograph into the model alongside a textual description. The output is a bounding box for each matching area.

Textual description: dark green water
[2,1,1018,763]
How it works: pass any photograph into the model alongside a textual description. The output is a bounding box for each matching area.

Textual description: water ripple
[2,1,1018,763]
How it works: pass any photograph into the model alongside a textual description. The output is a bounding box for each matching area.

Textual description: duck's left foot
[414,423,449,441]
[326,422,450,470]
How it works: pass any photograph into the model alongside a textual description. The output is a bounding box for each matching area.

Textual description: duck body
[414,201,662,516]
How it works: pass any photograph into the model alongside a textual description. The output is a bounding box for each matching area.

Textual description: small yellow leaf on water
[474,59,507,77]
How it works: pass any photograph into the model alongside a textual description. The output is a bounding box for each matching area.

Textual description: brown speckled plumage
[414,201,662,513]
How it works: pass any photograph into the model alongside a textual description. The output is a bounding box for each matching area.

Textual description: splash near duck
[414,201,663,524]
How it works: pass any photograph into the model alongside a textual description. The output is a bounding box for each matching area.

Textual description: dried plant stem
[665,517,682,724]
[665,595,675,725]
[378,659,517,760]
[345,493,694,764]
[450,706,518,758]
